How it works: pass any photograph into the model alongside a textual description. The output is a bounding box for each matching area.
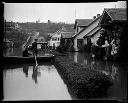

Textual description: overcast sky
[4,2,126,23]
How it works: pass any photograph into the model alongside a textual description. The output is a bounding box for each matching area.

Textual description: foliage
[96,30,109,46]
[6,30,29,47]
[54,56,113,99]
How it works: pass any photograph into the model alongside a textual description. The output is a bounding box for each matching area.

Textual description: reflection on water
[4,48,13,56]
[3,64,72,101]
[23,65,29,77]
[32,65,41,84]
[68,52,127,100]
[4,48,23,56]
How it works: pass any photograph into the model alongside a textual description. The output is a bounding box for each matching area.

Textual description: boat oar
[34,54,38,67]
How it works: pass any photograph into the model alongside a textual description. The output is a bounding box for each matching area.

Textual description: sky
[4,1,126,24]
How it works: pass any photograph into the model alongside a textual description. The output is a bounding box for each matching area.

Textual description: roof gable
[74,19,93,29]
[72,16,101,38]
[62,32,75,39]
[99,8,127,25]
[61,25,75,32]
[105,8,127,21]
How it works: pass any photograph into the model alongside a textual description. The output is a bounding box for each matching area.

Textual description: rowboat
[3,54,55,64]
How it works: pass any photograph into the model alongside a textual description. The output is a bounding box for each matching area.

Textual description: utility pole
[4,20,6,42]
[75,8,76,19]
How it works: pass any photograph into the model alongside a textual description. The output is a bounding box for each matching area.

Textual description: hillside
[18,22,75,41]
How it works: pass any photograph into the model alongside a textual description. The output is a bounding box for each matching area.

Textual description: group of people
[91,36,119,60]
[22,39,38,57]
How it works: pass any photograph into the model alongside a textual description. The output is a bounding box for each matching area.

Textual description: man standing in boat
[32,39,38,56]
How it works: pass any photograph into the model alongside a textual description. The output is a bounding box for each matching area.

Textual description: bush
[54,56,113,99]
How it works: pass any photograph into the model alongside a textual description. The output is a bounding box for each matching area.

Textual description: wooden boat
[3,54,55,64]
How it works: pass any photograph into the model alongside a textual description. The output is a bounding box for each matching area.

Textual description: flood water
[3,64,72,100]
[3,48,127,100]
[68,52,127,100]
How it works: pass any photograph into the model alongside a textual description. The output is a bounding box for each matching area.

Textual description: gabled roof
[49,25,75,39]
[61,25,75,32]
[74,19,93,29]
[99,8,127,25]
[83,27,101,38]
[105,8,127,21]
[48,30,61,38]
[72,16,101,38]
[62,32,75,39]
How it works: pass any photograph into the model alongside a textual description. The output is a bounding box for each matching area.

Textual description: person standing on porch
[102,37,109,59]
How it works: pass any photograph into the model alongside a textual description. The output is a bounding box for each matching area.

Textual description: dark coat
[22,49,31,57]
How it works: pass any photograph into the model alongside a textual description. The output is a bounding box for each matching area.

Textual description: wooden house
[48,25,75,50]
[72,19,93,51]
[98,8,127,60]
[61,32,75,51]
[83,15,102,52]
[48,30,61,49]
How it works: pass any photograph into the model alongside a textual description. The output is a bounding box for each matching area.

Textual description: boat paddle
[34,54,38,67]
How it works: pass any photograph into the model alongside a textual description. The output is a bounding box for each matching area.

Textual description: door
[77,39,84,52]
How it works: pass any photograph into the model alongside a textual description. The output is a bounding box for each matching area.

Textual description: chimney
[93,16,96,19]
[97,14,100,18]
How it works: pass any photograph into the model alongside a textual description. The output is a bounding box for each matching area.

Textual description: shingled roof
[62,32,75,39]
[74,19,93,29]
[61,25,75,32]
[105,8,127,21]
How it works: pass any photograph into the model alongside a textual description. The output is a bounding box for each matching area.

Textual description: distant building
[48,20,51,23]
[61,30,75,51]
[48,30,61,49]
[48,25,75,50]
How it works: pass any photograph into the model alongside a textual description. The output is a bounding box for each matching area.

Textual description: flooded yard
[68,52,127,100]
[3,48,127,100]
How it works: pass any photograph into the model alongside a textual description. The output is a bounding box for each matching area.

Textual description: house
[98,8,127,60]
[61,31,75,51]
[48,25,75,50]
[72,17,101,51]
[74,19,93,34]
[83,16,102,52]
[48,30,62,49]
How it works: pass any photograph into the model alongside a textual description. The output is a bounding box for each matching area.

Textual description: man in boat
[22,47,32,57]
[32,39,38,56]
